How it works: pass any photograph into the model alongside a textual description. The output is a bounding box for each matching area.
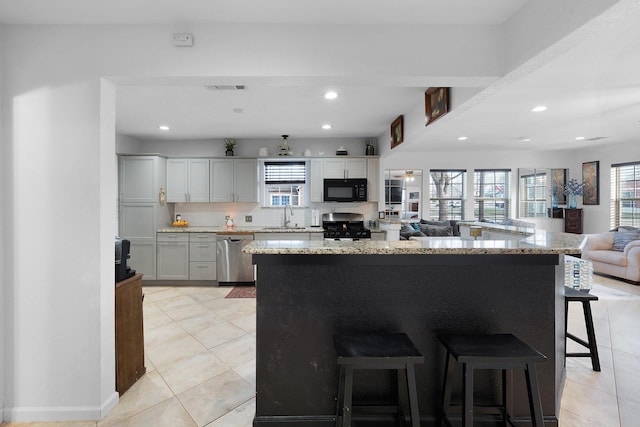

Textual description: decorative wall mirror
[518,168,567,218]
[384,169,423,219]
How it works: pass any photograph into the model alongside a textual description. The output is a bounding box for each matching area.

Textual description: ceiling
[2,0,639,152]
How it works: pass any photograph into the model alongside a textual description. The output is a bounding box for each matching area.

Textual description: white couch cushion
[583,250,627,267]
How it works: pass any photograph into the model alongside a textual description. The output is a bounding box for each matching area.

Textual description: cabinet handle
[197,264,208,268]
[197,244,208,248]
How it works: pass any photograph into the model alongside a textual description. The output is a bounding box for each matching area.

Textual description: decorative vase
[365,145,375,156]
[552,193,558,208]
[569,194,577,209]
[225,150,234,156]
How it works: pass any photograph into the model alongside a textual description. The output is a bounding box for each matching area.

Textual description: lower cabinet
[189,233,216,280]
[156,233,189,280]
[371,231,386,241]
[254,232,311,241]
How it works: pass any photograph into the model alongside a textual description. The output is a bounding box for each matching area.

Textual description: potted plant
[365,139,375,156]
[224,139,236,156]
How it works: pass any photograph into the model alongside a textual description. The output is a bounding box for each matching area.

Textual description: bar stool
[565,286,601,371]
[334,333,423,427]
[439,333,546,427]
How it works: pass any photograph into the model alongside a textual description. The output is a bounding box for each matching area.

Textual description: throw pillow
[611,230,640,251]
[419,224,453,236]
[410,223,421,231]
[400,225,427,240]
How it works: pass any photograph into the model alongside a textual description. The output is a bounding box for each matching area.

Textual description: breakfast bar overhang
[246,233,584,426]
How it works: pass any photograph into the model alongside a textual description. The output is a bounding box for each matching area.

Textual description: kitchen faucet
[284,204,294,227]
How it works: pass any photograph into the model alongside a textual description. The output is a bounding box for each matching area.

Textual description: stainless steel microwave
[323,178,368,202]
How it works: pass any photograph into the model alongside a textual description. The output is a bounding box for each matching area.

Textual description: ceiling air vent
[585,136,607,141]
[205,85,246,91]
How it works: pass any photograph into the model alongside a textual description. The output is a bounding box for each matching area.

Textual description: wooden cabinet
[323,158,367,179]
[115,273,146,395]
[166,158,210,203]
[156,233,189,279]
[210,159,258,202]
[564,208,583,234]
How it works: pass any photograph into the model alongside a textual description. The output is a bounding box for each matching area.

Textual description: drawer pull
[197,244,209,248]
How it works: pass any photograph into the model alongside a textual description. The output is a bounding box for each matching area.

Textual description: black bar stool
[438,333,546,427]
[565,286,601,371]
[334,333,423,427]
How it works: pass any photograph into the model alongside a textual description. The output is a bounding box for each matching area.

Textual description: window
[474,169,510,222]
[264,161,307,207]
[429,170,466,220]
[519,169,547,217]
[611,162,640,228]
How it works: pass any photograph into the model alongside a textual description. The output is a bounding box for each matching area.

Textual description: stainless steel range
[322,212,371,240]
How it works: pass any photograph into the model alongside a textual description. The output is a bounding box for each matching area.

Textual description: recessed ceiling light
[322,124,332,130]
[575,136,586,140]
[324,91,338,100]
[457,136,468,141]
[159,125,170,131]
[518,137,531,142]
[531,106,547,112]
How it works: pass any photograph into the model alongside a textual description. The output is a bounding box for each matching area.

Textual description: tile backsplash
[170,202,379,228]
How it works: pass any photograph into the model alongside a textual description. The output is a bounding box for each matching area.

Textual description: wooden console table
[115,273,146,394]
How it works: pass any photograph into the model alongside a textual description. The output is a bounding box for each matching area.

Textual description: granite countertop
[458,221,536,236]
[244,230,585,255]
[157,225,325,233]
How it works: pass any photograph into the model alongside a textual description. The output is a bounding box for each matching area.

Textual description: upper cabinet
[323,158,367,179]
[166,159,210,203]
[309,159,324,202]
[210,158,258,203]
[119,156,165,203]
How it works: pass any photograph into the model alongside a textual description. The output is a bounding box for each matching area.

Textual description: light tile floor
[3,275,640,426]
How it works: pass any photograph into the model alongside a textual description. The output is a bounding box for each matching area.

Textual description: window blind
[264,161,306,184]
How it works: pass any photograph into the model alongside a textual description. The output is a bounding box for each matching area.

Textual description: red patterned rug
[225,286,256,298]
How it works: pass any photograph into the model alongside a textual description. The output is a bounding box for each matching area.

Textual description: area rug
[225,286,256,298]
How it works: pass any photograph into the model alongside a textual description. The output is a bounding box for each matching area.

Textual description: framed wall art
[551,168,568,205]
[390,115,404,149]
[425,87,449,126]
[582,161,600,205]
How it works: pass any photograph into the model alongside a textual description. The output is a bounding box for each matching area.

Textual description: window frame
[428,169,466,220]
[611,161,640,229]
[474,169,511,222]
[262,160,308,208]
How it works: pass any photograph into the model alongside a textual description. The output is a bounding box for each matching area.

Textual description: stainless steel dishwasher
[216,234,255,285]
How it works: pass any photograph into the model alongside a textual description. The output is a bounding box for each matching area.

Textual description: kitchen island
[245,232,584,426]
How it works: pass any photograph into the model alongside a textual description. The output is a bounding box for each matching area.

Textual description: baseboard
[3,392,119,422]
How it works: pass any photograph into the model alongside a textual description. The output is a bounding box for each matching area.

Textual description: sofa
[399,220,460,240]
[581,228,640,283]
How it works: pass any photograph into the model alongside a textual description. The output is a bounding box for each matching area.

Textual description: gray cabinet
[323,158,366,179]
[254,232,310,241]
[189,233,216,280]
[156,233,189,280]
[310,159,324,202]
[118,155,171,281]
[210,159,258,202]
[166,158,210,203]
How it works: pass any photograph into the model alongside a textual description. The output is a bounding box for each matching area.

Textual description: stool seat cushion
[439,333,547,364]
[565,286,599,301]
[334,333,423,364]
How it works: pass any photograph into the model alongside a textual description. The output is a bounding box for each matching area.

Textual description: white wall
[0,23,6,422]
[1,22,504,421]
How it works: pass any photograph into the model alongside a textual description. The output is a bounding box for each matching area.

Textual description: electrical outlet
[172,33,193,47]
[245,215,252,222]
